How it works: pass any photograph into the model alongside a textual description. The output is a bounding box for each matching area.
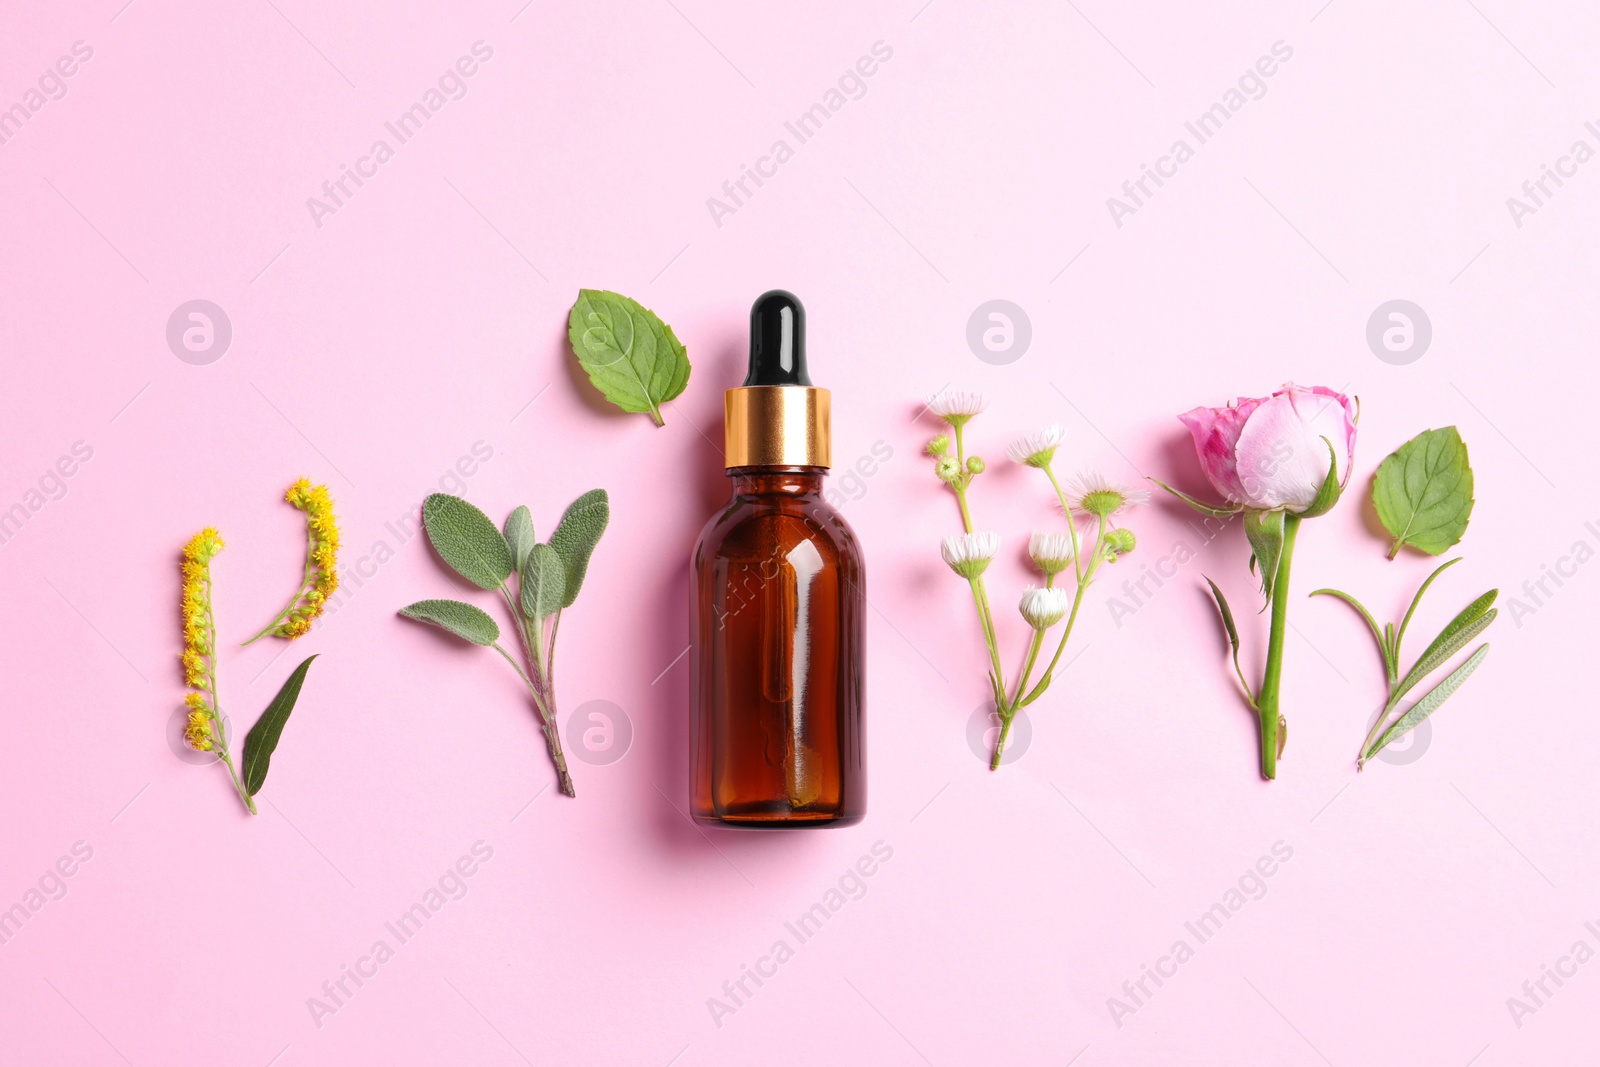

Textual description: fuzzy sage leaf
[548,489,609,607]
[567,290,691,426]
[241,655,318,797]
[400,599,501,646]
[504,506,535,573]
[520,544,566,620]
[1373,427,1474,559]
[422,494,512,590]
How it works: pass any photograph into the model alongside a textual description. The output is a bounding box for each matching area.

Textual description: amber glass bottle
[690,292,866,828]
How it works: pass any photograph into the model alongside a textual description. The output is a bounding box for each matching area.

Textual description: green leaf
[520,544,566,620]
[547,489,610,607]
[1368,644,1490,760]
[1205,577,1255,706]
[1310,586,1389,674]
[1243,509,1286,604]
[399,599,501,646]
[504,506,535,573]
[1149,477,1241,518]
[1297,437,1345,518]
[1394,593,1497,703]
[422,494,513,590]
[567,290,691,426]
[241,655,318,797]
[1394,557,1462,663]
[1373,427,1474,558]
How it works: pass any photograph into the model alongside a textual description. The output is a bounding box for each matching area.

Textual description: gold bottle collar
[723,386,831,469]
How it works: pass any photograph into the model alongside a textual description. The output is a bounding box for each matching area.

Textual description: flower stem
[1255,512,1301,780]
[242,529,316,646]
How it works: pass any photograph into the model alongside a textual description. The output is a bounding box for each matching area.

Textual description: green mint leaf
[422,494,513,590]
[548,489,609,607]
[504,506,536,573]
[1243,508,1286,605]
[520,544,566,620]
[1368,644,1489,760]
[399,599,501,646]
[1373,427,1474,558]
[241,655,318,797]
[1149,477,1240,518]
[567,290,691,426]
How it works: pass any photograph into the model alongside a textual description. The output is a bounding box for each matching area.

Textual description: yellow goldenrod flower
[184,707,214,751]
[245,479,341,644]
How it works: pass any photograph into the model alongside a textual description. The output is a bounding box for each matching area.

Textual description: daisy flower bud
[1006,425,1065,468]
[1103,527,1136,559]
[1018,586,1070,630]
[1027,531,1075,576]
[941,532,999,578]
[935,456,962,483]
[927,389,987,428]
[966,456,986,474]
[926,434,950,457]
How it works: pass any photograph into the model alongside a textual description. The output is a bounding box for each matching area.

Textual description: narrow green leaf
[520,544,566,620]
[399,599,501,646]
[1206,577,1255,706]
[1368,644,1490,760]
[241,655,318,796]
[1394,557,1462,662]
[1243,509,1286,604]
[422,494,513,590]
[503,506,535,573]
[548,489,610,607]
[1310,587,1386,662]
[1373,426,1474,558]
[1149,478,1241,518]
[1394,603,1496,703]
[567,290,691,425]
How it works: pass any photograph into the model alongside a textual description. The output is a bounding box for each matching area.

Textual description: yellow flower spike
[244,479,342,645]
[184,708,214,751]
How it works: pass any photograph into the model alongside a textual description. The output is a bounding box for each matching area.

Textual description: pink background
[2,1,1596,1063]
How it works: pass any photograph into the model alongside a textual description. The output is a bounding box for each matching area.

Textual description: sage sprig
[400,490,609,797]
[1312,557,1496,768]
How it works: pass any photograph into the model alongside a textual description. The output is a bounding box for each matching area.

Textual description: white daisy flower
[1018,586,1070,630]
[940,532,999,578]
[1006,424,1066,468]
[1026,531,1075,576]
[1065,471,1150,518]
[926,389,987,426]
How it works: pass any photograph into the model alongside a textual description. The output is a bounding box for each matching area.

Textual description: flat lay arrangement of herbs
[924,389,1145,769]
[1158,384,1357,780]
[400,490,609,797]
[1314,426,1492,768]
[567,289,690,427]
[179,478,332,814]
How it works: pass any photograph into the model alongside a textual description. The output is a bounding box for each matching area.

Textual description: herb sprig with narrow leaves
[567,290,690,426]
[1312,558,1495,768]
[179,526,319,814]
[400,490,609,797]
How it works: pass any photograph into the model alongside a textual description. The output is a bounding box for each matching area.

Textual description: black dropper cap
[744,290,811,386]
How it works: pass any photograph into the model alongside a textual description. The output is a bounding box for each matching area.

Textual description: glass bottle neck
[728,466,826,496]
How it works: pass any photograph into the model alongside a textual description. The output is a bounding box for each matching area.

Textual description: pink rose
[1178,384,1357,513]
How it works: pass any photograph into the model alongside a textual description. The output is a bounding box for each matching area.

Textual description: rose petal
[1233,391,1333,510]
[1178,398,1262,504]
